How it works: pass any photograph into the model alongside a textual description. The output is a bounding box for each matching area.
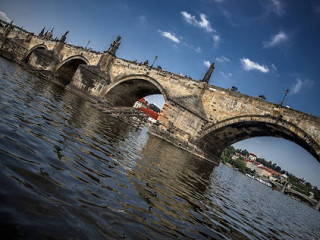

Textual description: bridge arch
[196,115,320,162]
[56,55,89,85]
[104,75,169,107]
[24,44,47,62]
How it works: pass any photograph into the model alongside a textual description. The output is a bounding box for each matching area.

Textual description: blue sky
[1,0,320,187]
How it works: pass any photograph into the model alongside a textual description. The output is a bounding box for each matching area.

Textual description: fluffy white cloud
[181,11,213,32]
[158,30,180,43]
[270,0,284,16]
[263,31,288,48]
[240,58,269,73]
[291,78,302,94]
[219,71,232,79]
[0,11,11,22]
[213,34,220,46]
[203,60,211,67]
[216,56,230,63]
[291,78,314,94]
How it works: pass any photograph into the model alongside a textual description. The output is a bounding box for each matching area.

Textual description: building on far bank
[232,154,239,160]
[133,98,148,109]
[249,153,257,161]
[256,166,272,178]
[133,98,159,121]
[245,159,261,171]
[280,174,288,183]
[256,166,282,181]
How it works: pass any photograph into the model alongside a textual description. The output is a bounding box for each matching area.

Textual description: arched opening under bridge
[24,45,47,63]
[197,117,320,205]
[104,77,167,124]
[104,77,167,107]
[56,57,88,85]
[196,117,320,163]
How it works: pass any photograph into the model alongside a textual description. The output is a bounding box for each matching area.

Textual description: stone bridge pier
[1,22,320,164]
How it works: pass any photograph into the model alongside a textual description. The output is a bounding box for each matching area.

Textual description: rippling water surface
[0,57,320,239]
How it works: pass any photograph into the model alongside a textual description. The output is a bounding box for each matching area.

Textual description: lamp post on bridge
[279,89,289,107]
[85,40,90,50]
[150,56,158,68]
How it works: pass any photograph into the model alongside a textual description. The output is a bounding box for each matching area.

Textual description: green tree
[275,166,282,172]
[149,103,161,113]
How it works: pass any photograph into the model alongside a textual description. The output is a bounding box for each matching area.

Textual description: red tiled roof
[138,98,148,107]
[139,107,159,120]
[257,166,281,176]
[258,166,272,172]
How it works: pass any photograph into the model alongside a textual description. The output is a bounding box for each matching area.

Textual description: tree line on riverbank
[221,146,320,201]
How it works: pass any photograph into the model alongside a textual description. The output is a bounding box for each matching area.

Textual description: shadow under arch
[104,75,169,107]
[56,55,89,85]
[24,44,47,62]
[196,115,320,163]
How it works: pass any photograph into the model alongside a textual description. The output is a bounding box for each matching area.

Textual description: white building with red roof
[249,153,257,161]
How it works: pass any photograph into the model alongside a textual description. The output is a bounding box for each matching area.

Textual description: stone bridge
[272,182,320,210]
[1,21,320,164]
[284,188,319,208]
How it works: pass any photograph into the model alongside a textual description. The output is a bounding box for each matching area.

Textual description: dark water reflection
[0,57,320,239]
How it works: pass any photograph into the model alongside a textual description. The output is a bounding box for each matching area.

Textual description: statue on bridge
[202,62,215,83]
[38,27,45,37]
[3,21,14,38]
[107,36,121,56]
[44,27,54,40]
[60,31,69,43]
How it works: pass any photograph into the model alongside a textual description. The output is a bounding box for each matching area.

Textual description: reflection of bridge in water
[1,20,320,164]
[272,181,320,210]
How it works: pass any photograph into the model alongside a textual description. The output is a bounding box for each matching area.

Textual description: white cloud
[263,31,288,48]
[203,60,211,67]
[213,34,220,46]
[139,15,146,22]
[216,56,230,63]
[158,30,180,43]
[240,58,269,73]
[0,11,11,23]
[291,78,314,94]
[220,71,232,79]
[181,11,213,32]
[182,42,202,53]
[291,78,302,94]
[271,63,277,71]
[195,46,202,53]
[270,0,284,16]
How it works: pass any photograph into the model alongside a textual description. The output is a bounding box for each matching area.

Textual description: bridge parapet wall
[201,86,320,141]
[111,58,203,98]
[58,44,101,66]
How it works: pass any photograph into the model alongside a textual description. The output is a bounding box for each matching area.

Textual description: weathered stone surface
[28,49,55,70]
[69,65,110,95]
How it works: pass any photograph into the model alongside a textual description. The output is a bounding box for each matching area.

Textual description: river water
[0,57,319,239]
